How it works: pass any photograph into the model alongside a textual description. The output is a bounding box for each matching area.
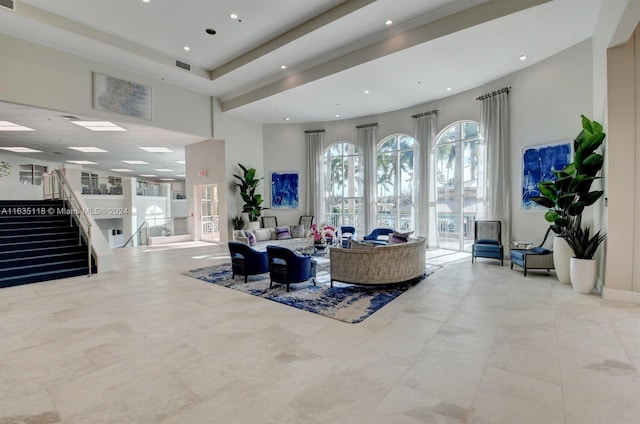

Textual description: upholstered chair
[261,216,278,228]
[340,226,356,248]
[266,245,314,292]
[299,215,314,230]
[472,220,503,265]
[363,228,394,245]
[227,242,269,283]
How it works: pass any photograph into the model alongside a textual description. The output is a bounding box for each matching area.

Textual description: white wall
[0,152,63,200]
[263,40,593,245]
[0,33,212,138]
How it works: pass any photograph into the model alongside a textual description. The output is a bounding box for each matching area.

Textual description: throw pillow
[389,230,413,244]
[253,228,272,242]
[233,230,249,245]
[275,226,292,240]
[244,230,256,246]
[290,225,305,238]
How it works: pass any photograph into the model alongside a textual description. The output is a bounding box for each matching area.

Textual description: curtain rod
[355,122,378,129]
[411,109,439,118]
[476,86,511,101]
[304,129,325,134]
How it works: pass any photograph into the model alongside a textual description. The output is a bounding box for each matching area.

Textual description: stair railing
[122,221,149,248]
[51,169,93,277]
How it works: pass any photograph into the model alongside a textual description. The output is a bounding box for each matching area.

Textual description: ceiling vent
[0,0,15,11]
[175,60,191,72]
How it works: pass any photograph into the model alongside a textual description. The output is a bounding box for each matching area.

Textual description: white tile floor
[1,242,640,423]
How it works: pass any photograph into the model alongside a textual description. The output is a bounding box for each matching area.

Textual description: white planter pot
[553,236,572,284]
[569,257,597,294]
[244,221,260,231]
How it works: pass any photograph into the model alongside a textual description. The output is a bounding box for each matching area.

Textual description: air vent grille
[176,60,191,72]
[0,0,15,11]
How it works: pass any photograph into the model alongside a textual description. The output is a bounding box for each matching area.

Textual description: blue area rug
[182,262,440,323]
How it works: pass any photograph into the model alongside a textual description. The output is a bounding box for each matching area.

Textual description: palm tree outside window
[323,142,363,233]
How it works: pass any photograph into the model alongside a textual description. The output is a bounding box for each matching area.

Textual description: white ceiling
[0,0,603,179]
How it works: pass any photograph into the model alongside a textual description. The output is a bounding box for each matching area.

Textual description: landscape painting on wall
[93,72,152,120]
[271,172,299,209]
[522,141,572,210]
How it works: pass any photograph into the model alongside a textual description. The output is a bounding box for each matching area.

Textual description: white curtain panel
[305,131,325,222]
[357,125,378,233]
[479,91,511,249]
[414,113,439,249]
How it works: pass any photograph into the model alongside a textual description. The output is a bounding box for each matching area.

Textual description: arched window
[376,134,416,231]
[435,120,482,251]
[323,142,363,232]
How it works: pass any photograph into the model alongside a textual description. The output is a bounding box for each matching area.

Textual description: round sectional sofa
[329,236,426,285]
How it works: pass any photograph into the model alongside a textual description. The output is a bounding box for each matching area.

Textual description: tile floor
[1,242,639,423]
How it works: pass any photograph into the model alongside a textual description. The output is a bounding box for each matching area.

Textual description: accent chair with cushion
[340,225,356,248]
[299,215,314,230]
[472,220,503,265]
[363,228,394,245]
[228,241,269,283]
[266,245,314,292]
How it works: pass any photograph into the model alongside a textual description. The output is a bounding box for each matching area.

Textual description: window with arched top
[435,120,482,251]
[376,134,416,231]
[323,142,364,232]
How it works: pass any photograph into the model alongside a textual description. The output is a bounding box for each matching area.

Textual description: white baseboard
[602,288,640,304]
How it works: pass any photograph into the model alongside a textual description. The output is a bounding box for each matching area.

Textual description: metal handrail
[52,169,93,276]
[122,220,149,248]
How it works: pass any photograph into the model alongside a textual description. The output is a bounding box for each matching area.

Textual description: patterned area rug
[182,261,441,323]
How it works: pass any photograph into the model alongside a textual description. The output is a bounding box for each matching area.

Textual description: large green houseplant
[531,115,606,291]
[232,163,268,224]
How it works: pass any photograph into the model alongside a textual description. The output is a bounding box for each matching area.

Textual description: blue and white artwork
[93,72,152,120]
[271,172,299,209]
[522,141,572,210]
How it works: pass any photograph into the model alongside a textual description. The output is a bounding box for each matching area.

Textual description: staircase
[0,200,96,288]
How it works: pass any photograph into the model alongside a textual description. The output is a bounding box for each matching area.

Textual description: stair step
[0,244,86,261]
[1,258,91,278]
[0,231,78,245]
[0,237,80,253]
[0,251,87,268]
[0,225,75,235]
[0,266,97,288]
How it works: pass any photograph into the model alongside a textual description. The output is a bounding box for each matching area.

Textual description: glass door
[197,184,219,242]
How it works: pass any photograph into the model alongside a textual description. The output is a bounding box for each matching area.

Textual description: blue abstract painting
[522,141,572,210]
[271,172,299,209]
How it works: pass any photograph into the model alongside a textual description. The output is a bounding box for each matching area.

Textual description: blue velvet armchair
[266,245,314,292]
[472,220,503,265]
[363,228,394,245]
[228,242,269,283]
[340,226,356,248]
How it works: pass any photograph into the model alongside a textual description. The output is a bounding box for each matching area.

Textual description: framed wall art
[93,72,152,120]
[521,141,572,211]
[271,172,299,209]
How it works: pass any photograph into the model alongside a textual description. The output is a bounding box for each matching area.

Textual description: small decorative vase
[553,236,572,285]
[569,257,597,294]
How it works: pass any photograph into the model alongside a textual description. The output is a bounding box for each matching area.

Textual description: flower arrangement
[311,222,336,245]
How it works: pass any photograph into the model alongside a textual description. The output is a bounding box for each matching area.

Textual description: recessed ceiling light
[0,121,35,131]
[520,54,527,61]
[176,174,186,178]
[121,160,149,165]
[110,168,133,172]
[446,87,452,91]
[335,114,340,118]
[142,0,150,3]
[154,168,174,172]
[364,90,370,94]
[66,160,97,165]
[68,147,108,153]
[139,174,158,177]
[385,19,393,26]
[284,117,290,121]
[174,160,186,164]
[0,147,42,153]
[280,65,287,70]
[159,178,175,181]
[230,13,238,20]
[183,46,190,51]
[139,147,173,153]
[70,121,127,131]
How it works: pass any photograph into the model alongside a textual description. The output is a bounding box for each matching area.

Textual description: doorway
[195,184,219,242]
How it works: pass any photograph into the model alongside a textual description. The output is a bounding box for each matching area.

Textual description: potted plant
[564,217,606,293]
[531,115,606,286]
[232,163,268,230]
[231,215,246,231]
